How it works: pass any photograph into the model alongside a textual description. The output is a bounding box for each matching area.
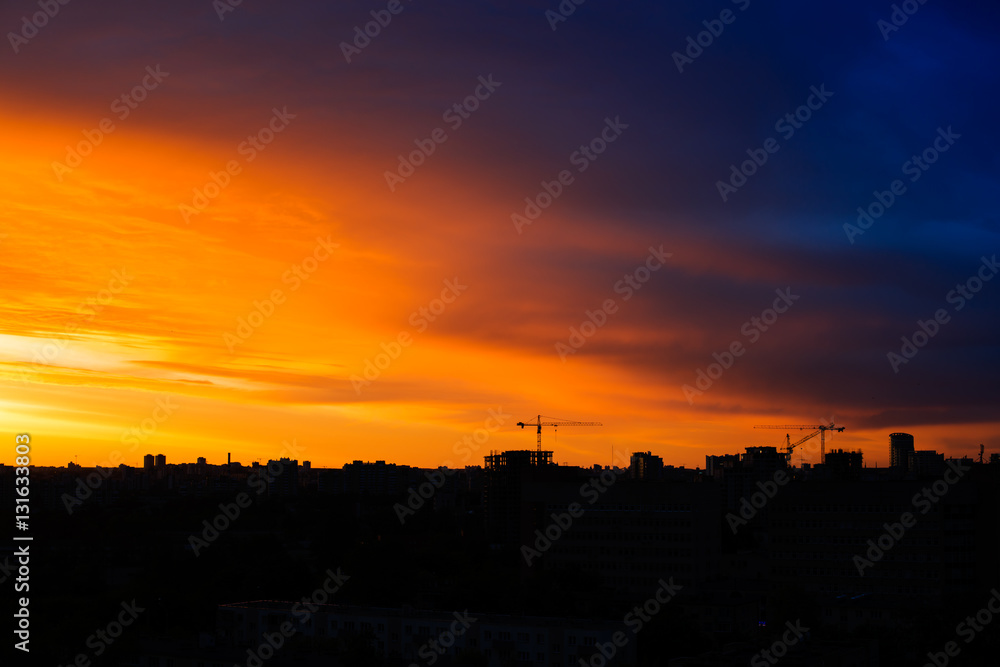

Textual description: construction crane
[517,415,602,453]
[785,430,827,464]
[753,423,845,464]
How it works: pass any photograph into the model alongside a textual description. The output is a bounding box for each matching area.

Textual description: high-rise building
[341,460,414,495]
[540,475,721,599]
[825,449,863,478]
[764,474,980,602]
[709,446,788,514]
[483,449,557,548]
[889,433,914,468]
[908,450,944,476]
[154,453,166,467]
[629,451,663,479]
[266,458,298,497]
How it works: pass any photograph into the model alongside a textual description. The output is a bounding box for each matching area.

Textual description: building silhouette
[266,458,298,497]
[215,600,636,666]
[825,448,864,479]
[889,432,914,467]
[483,449,556,548]
[629,450,664,479]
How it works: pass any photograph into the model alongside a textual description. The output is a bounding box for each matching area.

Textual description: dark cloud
[3,0,997,450]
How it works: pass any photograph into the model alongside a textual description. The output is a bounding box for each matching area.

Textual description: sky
[1,0,998,469]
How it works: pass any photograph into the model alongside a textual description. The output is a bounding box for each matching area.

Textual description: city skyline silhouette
[2,0,998,665]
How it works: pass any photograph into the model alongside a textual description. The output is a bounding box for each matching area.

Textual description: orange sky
[1,0,996,471]
[0,105,988,471]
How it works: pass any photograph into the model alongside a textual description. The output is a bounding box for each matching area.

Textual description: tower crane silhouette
[753,423,845,464]
[517,415,602,452]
